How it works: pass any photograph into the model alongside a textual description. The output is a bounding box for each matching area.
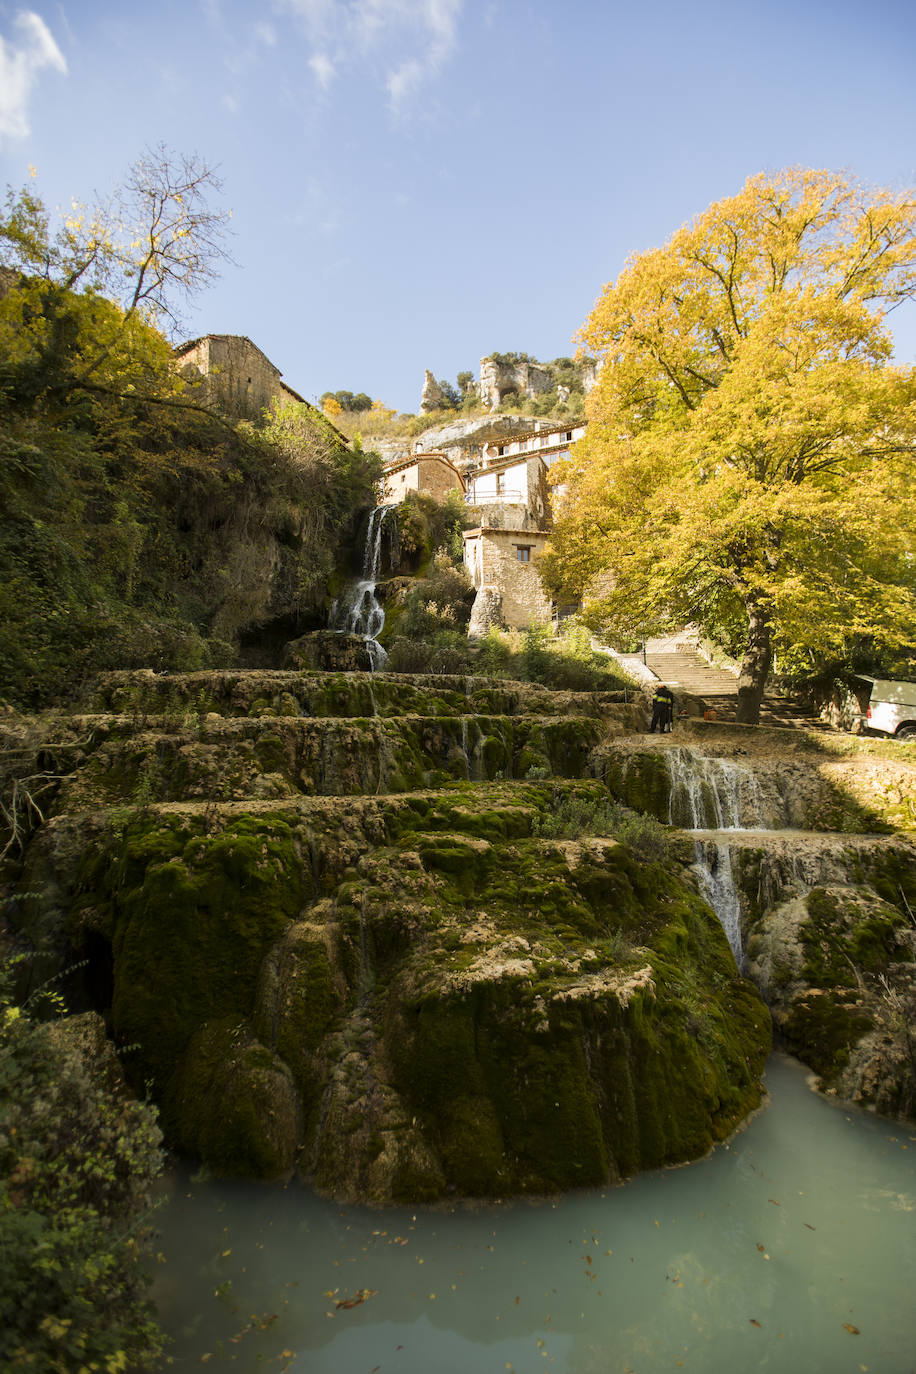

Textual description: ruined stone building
[173,334,346,444]
[381,452,464,505]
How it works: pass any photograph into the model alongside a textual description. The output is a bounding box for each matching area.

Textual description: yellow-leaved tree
[541,169,916,723]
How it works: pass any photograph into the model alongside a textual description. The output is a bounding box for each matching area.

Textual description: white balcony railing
[465,489,526,505]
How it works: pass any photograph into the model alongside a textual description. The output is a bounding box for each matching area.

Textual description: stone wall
[382,454,464,504]
[463,527,552,628]
[175,335,285,420]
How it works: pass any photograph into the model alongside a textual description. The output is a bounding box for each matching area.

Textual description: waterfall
[664,747,768,830]
[693,839,743,962]
[330,504,396,671]
[660,747,774,966]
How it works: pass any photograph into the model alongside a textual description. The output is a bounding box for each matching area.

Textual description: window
[515,545,532,563]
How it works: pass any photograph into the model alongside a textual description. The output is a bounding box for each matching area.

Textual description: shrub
[0,959,165,1371]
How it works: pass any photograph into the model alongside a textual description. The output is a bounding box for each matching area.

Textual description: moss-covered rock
[14,664,913,1196]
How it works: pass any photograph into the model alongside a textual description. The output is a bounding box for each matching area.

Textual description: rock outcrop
[7,673,913,1199]
[479,356,553,410]
[468,585,504,638]
[420,370,448,413]
[592,726,916,1118]
[5,668,771,1200]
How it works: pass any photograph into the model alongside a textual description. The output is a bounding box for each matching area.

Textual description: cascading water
[330,504,397,671]
[661,747,776,966]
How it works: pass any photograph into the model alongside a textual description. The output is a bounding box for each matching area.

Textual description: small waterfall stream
[662,747,778,966]
[330,504,397,670]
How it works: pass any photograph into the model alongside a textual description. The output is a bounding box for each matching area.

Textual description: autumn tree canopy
[541,169,916,722]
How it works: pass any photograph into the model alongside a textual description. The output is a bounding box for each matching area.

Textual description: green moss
[173,1018,298,1178]
[782,996,873,1078]
[79,813,302,1134]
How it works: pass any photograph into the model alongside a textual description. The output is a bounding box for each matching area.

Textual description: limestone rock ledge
[22,781,771,1201]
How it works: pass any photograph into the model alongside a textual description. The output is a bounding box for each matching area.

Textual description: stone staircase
[643,643,823,728]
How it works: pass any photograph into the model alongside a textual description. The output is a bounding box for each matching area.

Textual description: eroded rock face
[595,725,916,1121]
[8,668,914,1197]
[5,667,770,1200]
[420,370,447,413]
[468,585,504,638]
[26,784,769,1199]
[479,357,553,411]
[282,631,373,672]
[734,839,916,1119]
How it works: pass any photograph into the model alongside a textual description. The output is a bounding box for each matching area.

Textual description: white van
[858,677,916,740]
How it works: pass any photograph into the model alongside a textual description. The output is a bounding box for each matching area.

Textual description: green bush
[531,790,670,861]
[0,960,165,1372]
[0,278,381,706]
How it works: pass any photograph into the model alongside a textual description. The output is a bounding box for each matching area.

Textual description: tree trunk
[735,601,773,725]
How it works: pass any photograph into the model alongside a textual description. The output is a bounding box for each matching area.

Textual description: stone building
[479,420,587,472]
[464,451,550,528]
[382,452,465,505]
[173,334,344,439]
[462,524,553,631]
[460,419,587,632]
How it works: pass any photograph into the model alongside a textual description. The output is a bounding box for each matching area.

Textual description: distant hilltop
[421,353,598,414]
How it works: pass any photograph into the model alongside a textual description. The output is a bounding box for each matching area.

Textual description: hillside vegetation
[0,278,380,707]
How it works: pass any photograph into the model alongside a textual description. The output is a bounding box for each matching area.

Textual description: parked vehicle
[858,677,916,739]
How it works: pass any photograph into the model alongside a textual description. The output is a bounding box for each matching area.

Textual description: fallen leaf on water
[768,1198,780,1206]
[756,1244,765,1252]
[750,1319,761,1328]
[585,1255,592,1266]
[843,1323,861,1335]
[221,1250,231,1258]
[200,1357,212,1365]
[334,1288,378,1311]
[515,1296,520,1305]
[804,1223,816,1231]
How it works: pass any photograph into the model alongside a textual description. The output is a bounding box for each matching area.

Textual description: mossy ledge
[15,770,770,1200]
[7,666,916,1192]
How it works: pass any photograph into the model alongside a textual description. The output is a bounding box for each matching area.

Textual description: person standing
[649,684,675,733]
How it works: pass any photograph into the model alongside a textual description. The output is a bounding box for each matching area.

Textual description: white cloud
[256,20,278,45]
[309,51,336,89]
[0,10,67,143]
[276,0,462,108]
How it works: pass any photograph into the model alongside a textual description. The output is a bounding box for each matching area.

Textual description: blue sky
[2,0,915,413]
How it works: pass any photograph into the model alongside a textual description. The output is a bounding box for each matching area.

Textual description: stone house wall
[175,335,286,420]
[382,453,464,505]
[466,454,550,527]
[463,527,553,629]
